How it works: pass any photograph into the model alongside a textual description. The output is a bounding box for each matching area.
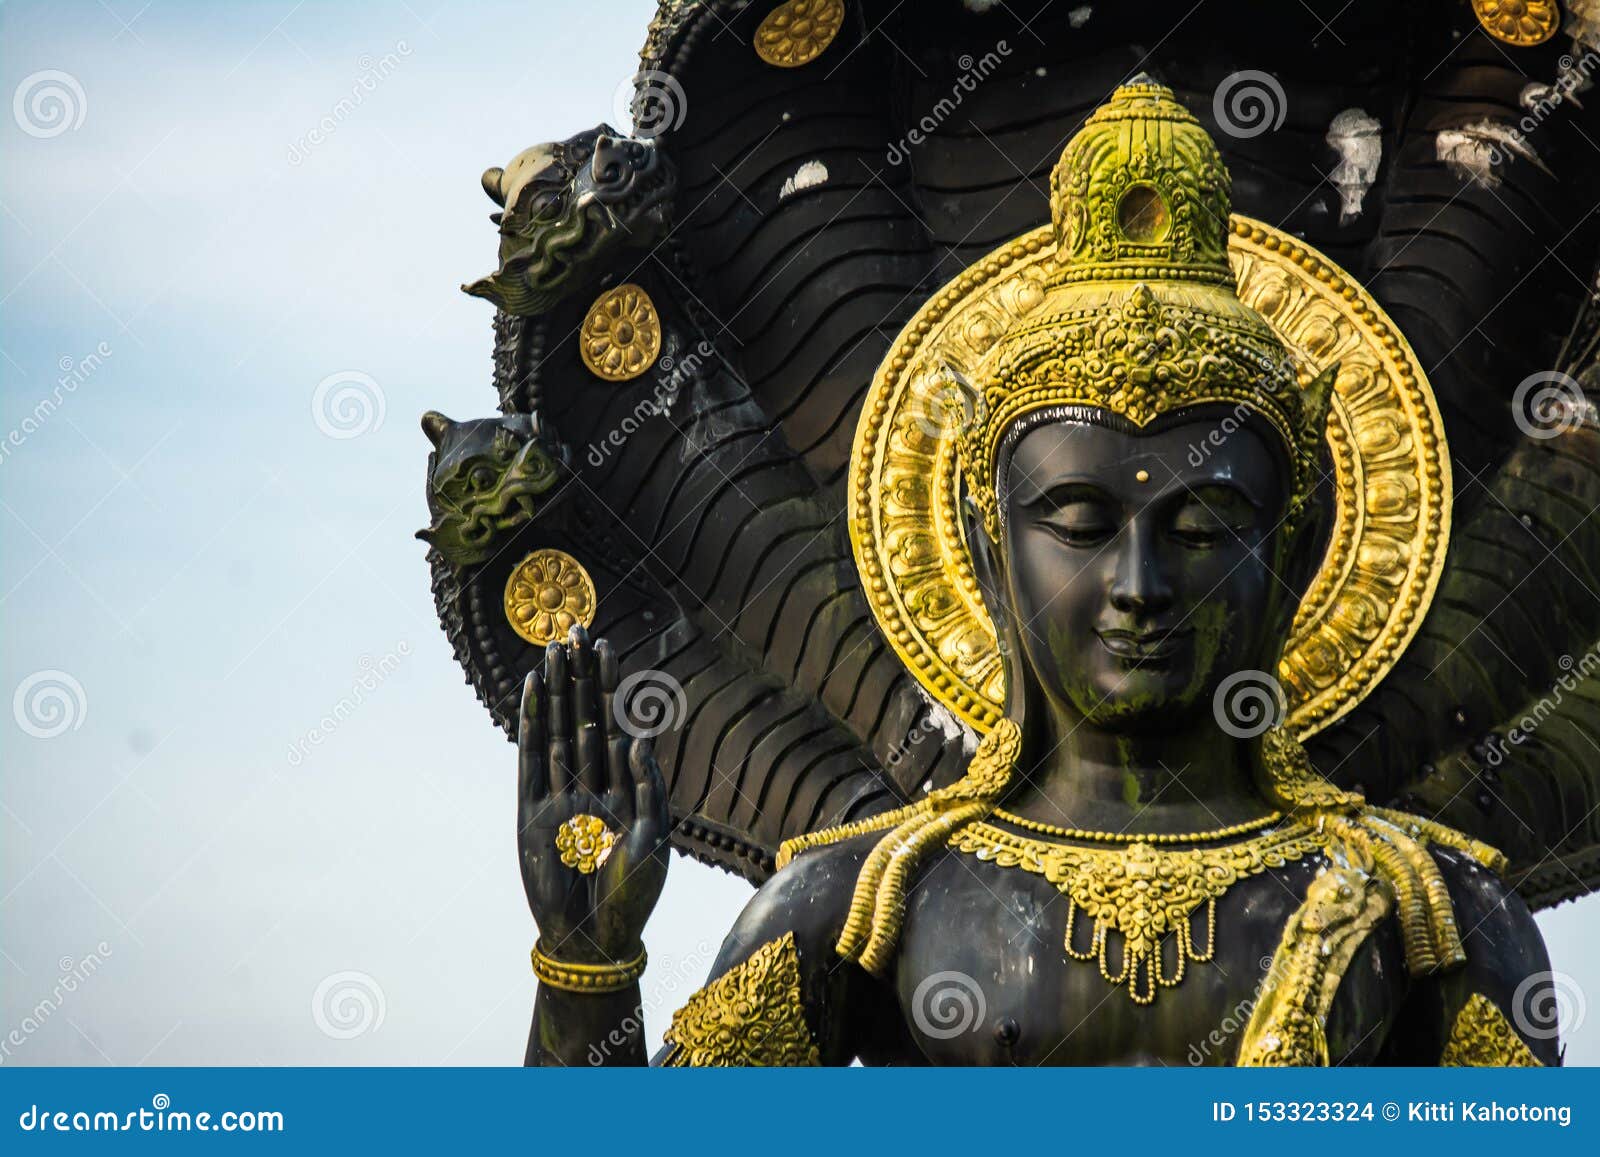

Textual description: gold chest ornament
[950,818,1323,1004]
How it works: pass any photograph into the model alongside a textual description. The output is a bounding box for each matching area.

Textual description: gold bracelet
[530,940,646,993]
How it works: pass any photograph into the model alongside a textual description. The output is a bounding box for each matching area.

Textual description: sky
[0,0,1594,1067]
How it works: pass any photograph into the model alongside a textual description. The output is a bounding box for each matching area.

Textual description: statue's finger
[631,737,668,831]
[596,638,619,741]
[545,641,570,743]
[596,637,619,696]
[595,639,631,802]
[569,627,604,794]
[517,669,547,803]
[548,734,574,797]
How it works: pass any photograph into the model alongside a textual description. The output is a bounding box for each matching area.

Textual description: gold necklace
[989,807,1283,845]
[950,818,1322,1004]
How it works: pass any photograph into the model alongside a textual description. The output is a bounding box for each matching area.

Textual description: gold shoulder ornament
[662,931,821,1066]
[1440,993,1542,1066]
[1237,866,1393,1064]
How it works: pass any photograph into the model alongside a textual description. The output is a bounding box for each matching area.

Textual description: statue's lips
[1094,627,1193,661]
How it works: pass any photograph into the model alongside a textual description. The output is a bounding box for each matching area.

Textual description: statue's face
[997,412,1297,732]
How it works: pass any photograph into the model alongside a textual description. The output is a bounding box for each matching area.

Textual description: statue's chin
[1065,684,1212,734]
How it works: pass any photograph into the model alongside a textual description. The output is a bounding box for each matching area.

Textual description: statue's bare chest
[888,850,1404,1065]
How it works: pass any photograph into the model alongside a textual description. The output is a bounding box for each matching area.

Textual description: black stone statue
[421,1,1600,1066]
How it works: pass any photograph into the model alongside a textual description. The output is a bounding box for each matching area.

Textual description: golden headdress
[850,78,1450,740]
[956,77,1334,539]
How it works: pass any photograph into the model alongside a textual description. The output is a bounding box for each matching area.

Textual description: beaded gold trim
[530,941,646,993]
[990,807,1283,845]
[1441,993,1542,1066]
[662,932,821,1066]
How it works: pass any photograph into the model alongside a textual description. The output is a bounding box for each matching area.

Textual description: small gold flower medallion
[556,814,617,874]
[579,283,662,382]
[504,549,597,646]
[1471,0,1561,46]
[753,0,845,68]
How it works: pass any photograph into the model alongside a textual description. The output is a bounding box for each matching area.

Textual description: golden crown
[955,78,1335,537]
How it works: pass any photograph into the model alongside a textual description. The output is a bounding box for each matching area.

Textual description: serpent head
[417,410,563,568]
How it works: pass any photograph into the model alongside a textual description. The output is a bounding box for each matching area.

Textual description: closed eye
[1170,486,1257,547]
[1027,485,1118,547]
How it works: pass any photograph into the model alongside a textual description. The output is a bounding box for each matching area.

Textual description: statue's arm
[650,839,886,1066]
[530,835,884,1066]
[1381,850,1560,1066]
[516,630,670,1067]
[517,627,892,1066]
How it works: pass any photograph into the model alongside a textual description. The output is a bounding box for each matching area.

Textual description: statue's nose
[1108,529,1174,615]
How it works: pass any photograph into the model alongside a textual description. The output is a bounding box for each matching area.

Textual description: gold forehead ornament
[849,77,1451,738]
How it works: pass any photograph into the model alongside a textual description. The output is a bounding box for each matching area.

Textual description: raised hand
[517,627,671,964]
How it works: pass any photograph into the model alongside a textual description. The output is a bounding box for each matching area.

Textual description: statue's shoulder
[1366,809,1559,1065]
[659,826,890,1066]
[743,823,886,945]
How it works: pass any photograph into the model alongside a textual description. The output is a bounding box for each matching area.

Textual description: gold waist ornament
[950,819,1324,1004]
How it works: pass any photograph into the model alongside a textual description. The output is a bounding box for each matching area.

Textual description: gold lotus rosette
[849,80,1451,738]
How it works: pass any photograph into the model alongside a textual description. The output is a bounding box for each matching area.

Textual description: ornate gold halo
[753,0,845,68]
[579,283,662,381]
[504,548,598,646]
[1470,0,1561,46]
[849,215,1451,738]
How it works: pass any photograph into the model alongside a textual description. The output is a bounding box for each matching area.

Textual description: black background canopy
[427,0,1600,906]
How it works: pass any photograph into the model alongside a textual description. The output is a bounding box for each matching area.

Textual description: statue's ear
[963,494,1033,727]
[1272,472,1332,644]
